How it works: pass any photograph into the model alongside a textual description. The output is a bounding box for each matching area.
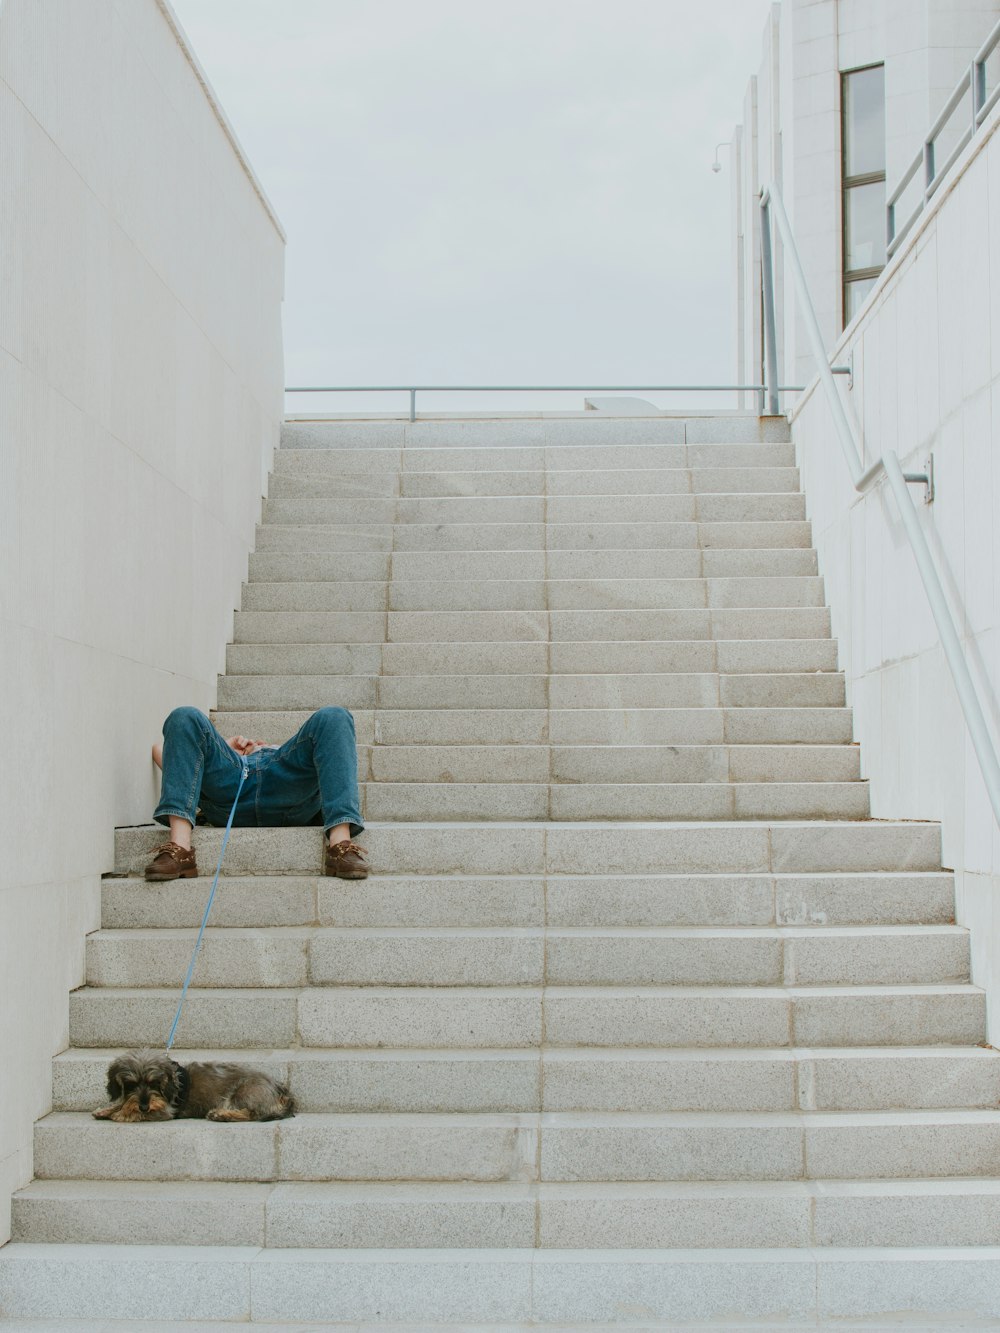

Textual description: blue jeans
[154,707,363,837]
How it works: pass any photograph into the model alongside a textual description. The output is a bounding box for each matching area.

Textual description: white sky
[171,0,774,414]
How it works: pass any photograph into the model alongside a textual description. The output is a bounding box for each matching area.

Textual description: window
[842,64,886,326]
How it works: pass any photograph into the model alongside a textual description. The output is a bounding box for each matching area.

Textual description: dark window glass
[844,64,886,178]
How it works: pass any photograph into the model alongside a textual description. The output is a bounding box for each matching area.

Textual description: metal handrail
[760,182,1000,828]
[887,16,1000,257]
[285,384,805,421]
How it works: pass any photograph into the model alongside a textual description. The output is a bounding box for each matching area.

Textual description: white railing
[760,182,1000,829]
[887,16,1000,257]
[285,383,805,420]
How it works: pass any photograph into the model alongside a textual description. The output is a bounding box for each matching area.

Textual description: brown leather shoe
[324,839,369,879]
[145,842,198,882]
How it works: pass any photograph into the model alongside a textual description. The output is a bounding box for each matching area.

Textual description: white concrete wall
[788,104,1000,1033]
[0,0,285,1240]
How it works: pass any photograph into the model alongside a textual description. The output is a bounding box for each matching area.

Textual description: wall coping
[155,0,286,242]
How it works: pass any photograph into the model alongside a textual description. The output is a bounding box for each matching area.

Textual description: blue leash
[165,764,249,1051]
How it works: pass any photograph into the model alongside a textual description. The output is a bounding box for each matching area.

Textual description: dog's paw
[206,1107,251,1122]
[91,1103,119,1120]
[114,1103,149,1123]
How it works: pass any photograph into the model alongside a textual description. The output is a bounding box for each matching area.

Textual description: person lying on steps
[146,705,368,882]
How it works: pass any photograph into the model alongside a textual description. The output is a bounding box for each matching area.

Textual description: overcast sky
[171,0,774,414]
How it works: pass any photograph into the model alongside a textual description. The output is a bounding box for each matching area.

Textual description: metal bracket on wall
[903,454,934,504]
[830,353,854,390]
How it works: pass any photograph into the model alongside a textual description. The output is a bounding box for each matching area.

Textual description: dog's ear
[105,1055,130,1100]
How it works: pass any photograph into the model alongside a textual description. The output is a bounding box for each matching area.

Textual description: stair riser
[100,873,954,930]
[266,549,815,581]
[213,707,855,746]
[254,520,816,552]
[17,1187,1000,1250]
[224,639,842,676]
[32,1117,1000,1184]
[390,674,847,711]
[239,577,827,613]
[83,931,965,990]
[545,1122,1000,1183]
[9,1246,1000,1325]
[231,607,833,644]
[543,991,985,1050]
[280,419,792,451]
[270,467,805,500]
[32,1118,536,1184]
[261,495,808,527]
[52,1050,1000,1115]
[217,672,847,711]
[113,821,944,877]
[291,745,862,785]
[275,442,799,473]
[360,783,871,823]
[270,465,804,498]
[68,988,983,1051]
[327,547,805,586]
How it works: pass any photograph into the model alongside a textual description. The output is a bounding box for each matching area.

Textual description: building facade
[732,0,1000,396]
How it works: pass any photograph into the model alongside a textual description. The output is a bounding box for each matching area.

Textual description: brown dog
[92,1049,295,1123]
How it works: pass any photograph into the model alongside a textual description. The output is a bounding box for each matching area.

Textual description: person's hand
[226,735,266,756]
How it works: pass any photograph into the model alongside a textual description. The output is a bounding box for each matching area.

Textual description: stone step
[253,519,815,552]
[224,637,841,676]
[217,670,847,712]
[153,757,868,820]
[231,607,833,644]
[268,465,804,499]
[274,440,799,473]
[99,871,955,931]
[256,522,396,552]
[249,551,394,580]
[248,548,821,582]
[269,470,402,498]
[16,1178,1000,1251]
[225,641,383,675]
[376,782,870,822]
[6,1240,1000,1325]
[213,707,853,746]
[219,642,842,682]
[196,743,860,787]
[30,1110,1000,1184]
[68,984,983,1052]
[281,415,792,447]
[83,925,965,990]
[261,494,809,528]
[240,576,827,613]
[384,703,853,746]
[50,1046,1000,1115]
[370,743,862,784]
[113,820,943,877]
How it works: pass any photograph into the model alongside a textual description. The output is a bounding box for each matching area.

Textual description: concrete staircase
[4,414,1000,1327]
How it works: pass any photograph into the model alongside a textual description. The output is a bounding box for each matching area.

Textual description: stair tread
[20,1177,1000,1199]
[35,1108,1000,1125]
[48,1044,993,1060]
[87,924,965,939]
